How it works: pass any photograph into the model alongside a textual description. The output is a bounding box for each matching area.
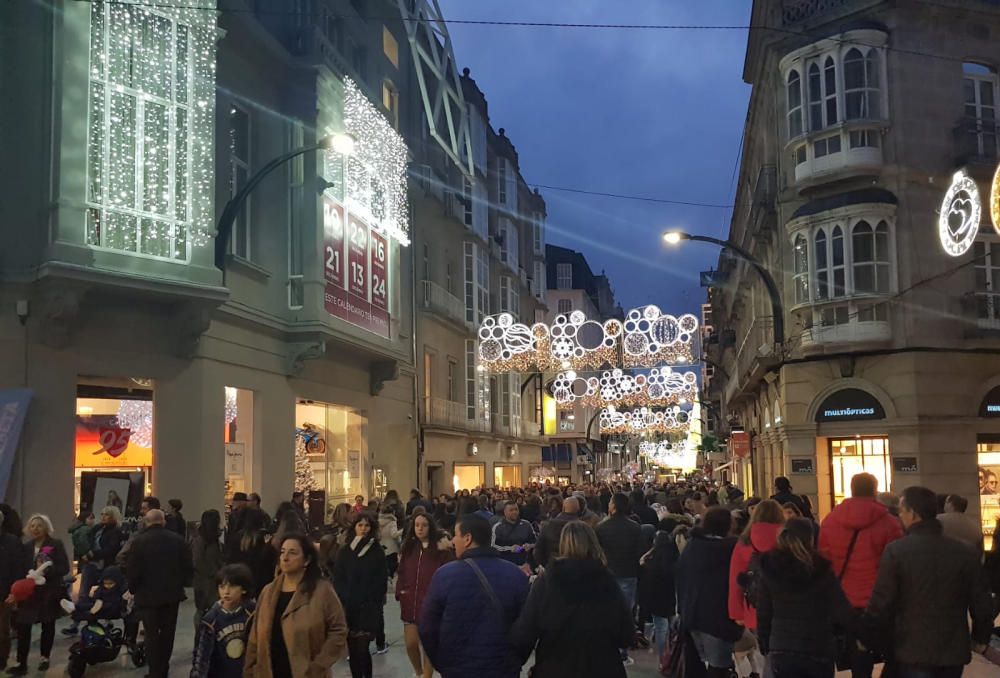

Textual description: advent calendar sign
[323,196,391,338]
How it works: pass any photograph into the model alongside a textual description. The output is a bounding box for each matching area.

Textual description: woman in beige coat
[244,533,348,678]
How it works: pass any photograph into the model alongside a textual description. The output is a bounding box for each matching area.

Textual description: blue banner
[0,390,32,501]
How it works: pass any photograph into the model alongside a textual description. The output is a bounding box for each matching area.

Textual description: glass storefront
[977,437,1000,550]
[453,463,484,491]
[829,436,890,505]
[494,464,521,488]
[224,387,254,500]
[295,401,368,519]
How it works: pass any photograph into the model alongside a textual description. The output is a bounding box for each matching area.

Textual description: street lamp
[214,132,358,271]
[662,230,784,346]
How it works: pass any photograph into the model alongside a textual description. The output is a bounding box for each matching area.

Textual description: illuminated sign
[979,386,1000,418]
[815,389,885,422]
[939,169,981,257]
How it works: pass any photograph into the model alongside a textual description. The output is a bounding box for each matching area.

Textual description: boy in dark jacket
[190,564,255,678]
[59,566,127,623]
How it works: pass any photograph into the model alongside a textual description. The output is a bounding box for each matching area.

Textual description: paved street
[17,590,997,677]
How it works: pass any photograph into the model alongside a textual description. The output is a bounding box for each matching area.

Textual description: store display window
[829,436,890,506]
[295,401,368,520]
[977,436,1000,550]
[453,463,484,491]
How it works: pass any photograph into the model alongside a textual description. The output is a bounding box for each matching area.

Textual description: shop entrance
[426,463,444,498]
[829,436,890,505]
[295,400,368,521]
[977,435,1000,549]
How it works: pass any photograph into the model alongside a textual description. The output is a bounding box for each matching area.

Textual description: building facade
[708,0,1000,542]
[0,0,512,528]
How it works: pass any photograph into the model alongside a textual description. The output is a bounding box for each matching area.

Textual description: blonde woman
[7,515,69,675]
[511,521,634,678]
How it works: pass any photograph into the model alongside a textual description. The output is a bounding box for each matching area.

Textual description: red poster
[324,283,390,338]
[730,431,751,459]
[370,229,388,311]
[347,215,370,300]
[323,198,345,287]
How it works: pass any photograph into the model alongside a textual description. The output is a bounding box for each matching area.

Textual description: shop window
[829,436,890,506]
[224,387,254,499]
[295,401,368,519]
[454,463,484,490]
[977,435,1000,549]
[494,464,521,488]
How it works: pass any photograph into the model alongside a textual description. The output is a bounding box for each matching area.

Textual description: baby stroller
[67,620,146,677]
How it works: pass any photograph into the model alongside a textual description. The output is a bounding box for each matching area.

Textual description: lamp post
[214,132,357,271]
[662,231,784,346]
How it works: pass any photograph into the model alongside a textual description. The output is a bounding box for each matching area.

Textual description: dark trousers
[895,666,962,678]
[374,605,386,648]
[347,633,372,678]
[0,603,11,667]
[138,603,179,678]
[15,622,54,664]
[770,652,835,678]
[386,552,399,579]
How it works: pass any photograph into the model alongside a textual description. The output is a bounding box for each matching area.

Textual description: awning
[0,390,32,501]
[713,461,734,473]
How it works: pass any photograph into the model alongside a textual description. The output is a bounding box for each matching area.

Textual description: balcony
[801,319,891,347]
[970,292,1000,332]
[725,316,778,404]
[953,118,999,179]
[424,397,490,433]
[421,280,472,332]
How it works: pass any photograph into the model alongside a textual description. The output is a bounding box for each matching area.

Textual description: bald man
[127,507,192,678]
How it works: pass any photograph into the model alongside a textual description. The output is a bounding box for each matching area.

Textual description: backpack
[735,547,763,608]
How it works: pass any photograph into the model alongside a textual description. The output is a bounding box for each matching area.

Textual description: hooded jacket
[727,522,782,630]
[675,531,742,643]
[818,497,903,608]
[756,550,852,658]
[396,541,453,624]
[510,558,633,678]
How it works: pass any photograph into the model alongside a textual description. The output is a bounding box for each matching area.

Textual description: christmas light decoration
[622,307,698,368]
[224,387,238,426]
[939,169,981,257]
[324,78,410,245]
[86,0,218,260]
[116,399,154,448]
[991,162,1000,236]
[552,367,698,410]
[599,406,691,436]
[639,439,697,471]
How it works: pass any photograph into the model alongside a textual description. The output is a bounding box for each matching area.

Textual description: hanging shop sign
[729,431,751,459]
[939,169,982,257]
[979,385,1000,418]
[323,196,391,338]
[790,458,815,475]
[892,456,919,473]
[814,388,886,422]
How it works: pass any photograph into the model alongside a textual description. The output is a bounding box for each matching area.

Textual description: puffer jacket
[727,522,782,630]
[419,547,529,678]
[377,513,402,556]
[396,541,453,624]
[510,558,633,678]
[756,549,852,658]
[818,497,902,608]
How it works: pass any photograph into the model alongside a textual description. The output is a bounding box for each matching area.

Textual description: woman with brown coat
[243,534,347,678]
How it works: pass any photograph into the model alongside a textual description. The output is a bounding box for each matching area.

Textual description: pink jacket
[728,522,782,630]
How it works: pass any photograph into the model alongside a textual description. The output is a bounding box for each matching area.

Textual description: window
[325,15,343,51]
[533,215,544,254]
[447,359,457,402]
[423,351,433,400]
[824,56,838,126]
[381,81,399,129]
[844,48,880,120]
[423,243,430,281]
[849,130,880,149]
[382,26,399,68]
[229,105,251,259]
[465,340,477,419]
[463,177,473,227]
[499,276,510,313]
[557,299,573,314]
[813,134,841,158]
[85,2,213,261]
[499,276,520,319]
[533,261,546,300]
[963,62,998,158]
[500,221,519,271]
[498,158,507,204]
[851,220,890,294]
[831,226,846,296]
[352,44,367,82]
[556,263,572,289]
[974,240,1000,325]
[510,373,521,436]
[787,70,803,138]
[793,235,809,305]
[814,229,828,300]
[464,242,489,324]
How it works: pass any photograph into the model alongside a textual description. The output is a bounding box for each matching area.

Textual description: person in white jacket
[377,505,403,578]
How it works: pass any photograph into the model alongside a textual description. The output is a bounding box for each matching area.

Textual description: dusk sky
[437,0,753,316]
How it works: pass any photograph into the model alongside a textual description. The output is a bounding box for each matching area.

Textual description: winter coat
[377,514,403,557]
[937,511,983,554]
[333,536,387,633]
[595,514,645,579]
[770,491,812,520]
[228,534,277,599]
[756,549,853,658]
[638,540,678,619]
[243,574,348,678]
[491,519,536,566]
[166,512,187,539]
[818,497,903,608]
[419,547,530,678]
[634,505,659,527]
[192,534,225,612]
[84,566,126,621]
[88,523,124,569]
[69,521,94,560]
[191,599,255,678]
[126,525,193,608]
[15,538,69,624]
[0,533,22,598]
[510,558,633,678]
[396,541,453,624]
[675,531,742,643]
[863,518,994,667]
[727,522,782,630]
[531,518,570,570]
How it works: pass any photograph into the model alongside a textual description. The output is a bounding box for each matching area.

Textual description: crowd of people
[0,475,996,677]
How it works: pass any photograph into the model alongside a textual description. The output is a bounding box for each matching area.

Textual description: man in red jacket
[818,472,903,678]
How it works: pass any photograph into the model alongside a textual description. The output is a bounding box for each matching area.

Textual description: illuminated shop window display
[295,401,368,518]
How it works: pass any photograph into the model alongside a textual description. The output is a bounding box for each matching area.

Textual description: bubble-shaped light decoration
[622,306,698,368]
[599,406,691,435]
[552,367,698,410]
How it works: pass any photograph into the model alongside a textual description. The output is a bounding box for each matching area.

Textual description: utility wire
[529,184,733,209]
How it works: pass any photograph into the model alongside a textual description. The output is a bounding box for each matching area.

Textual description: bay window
[844,48,880,120]
[851,220,891,294]
[787,70,803,138]
[464,241,489,324]
[793,235,809,304]
[973,239,1000,328]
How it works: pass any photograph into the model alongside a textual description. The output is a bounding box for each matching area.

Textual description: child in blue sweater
[191,564,255,678]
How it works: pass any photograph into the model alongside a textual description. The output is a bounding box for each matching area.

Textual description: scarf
[350,535,375,558]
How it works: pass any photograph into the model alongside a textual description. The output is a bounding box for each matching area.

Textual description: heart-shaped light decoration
[939,170,981,257]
